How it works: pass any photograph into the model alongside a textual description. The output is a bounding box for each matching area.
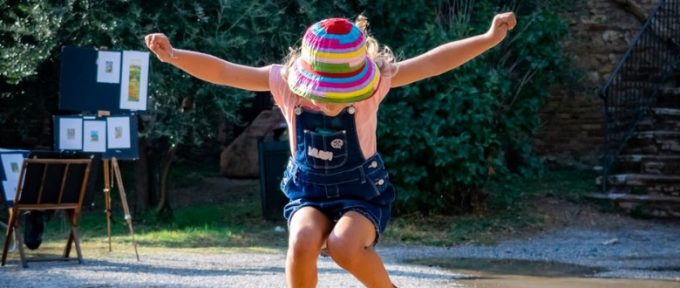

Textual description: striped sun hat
[287,18,381,103]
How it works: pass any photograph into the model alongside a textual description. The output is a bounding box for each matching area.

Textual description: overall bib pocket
[303,129,349,170]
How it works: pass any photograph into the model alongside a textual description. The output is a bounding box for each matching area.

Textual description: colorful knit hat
[287,18,381,103]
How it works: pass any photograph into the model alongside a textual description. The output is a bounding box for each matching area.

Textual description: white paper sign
[2,180,19,203]
[1,153,24,181]
[83,120,107,152]
[107,116,131,149]
[120,51,149,111]
[96,51,121,84]
[58,117,83,150]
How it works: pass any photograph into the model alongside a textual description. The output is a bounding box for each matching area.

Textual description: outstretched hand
[144,33,175,63]
[486,12,517,44]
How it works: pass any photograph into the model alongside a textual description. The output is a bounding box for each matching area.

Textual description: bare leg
[327,211,393,288]
[286,206,332,288]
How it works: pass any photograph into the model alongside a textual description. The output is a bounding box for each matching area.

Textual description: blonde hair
[282,15,397,81]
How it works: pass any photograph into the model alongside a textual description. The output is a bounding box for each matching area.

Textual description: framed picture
[96,51,121,84]
[107,116,131,149]
[1,153,25,181]
[119,51,149,111]
[83,120,107,152]
[0,153,25,204]
[57,117,84,150]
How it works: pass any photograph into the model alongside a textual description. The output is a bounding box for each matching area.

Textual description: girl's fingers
[496,13,516,31]
[144,33,173,62]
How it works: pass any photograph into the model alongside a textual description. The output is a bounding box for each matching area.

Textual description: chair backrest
[15,157,93,209]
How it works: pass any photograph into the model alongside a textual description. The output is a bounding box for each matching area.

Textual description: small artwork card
[107,116,131,149]
[58,117,83,150]
[1,153,25,181]
[120,51,149,111]
[83,120,107,152]
[96,51,121,84]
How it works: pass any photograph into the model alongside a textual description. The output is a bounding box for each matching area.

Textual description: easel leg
[1,209,27,268]
[63,224,73,258]
[111,158,140,261]
[66,210,83,264]
[62,210,77,260]
[14,213,27,268]
[1,209,17,266]
[103,159,112,252]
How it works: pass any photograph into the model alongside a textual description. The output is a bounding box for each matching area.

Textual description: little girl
[146,12,515,288]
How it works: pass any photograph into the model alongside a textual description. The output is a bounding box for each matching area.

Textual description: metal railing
[600,0,680,191]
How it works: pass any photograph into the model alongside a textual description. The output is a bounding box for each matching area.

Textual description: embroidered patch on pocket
[330,139,344,149]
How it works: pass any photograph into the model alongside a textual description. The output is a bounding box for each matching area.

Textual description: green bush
[374,1,571,214]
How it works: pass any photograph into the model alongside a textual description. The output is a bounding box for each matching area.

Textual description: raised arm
[145,33,270,92]
[390,12,516,88]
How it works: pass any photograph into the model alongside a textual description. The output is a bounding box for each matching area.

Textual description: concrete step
[652,107,680,117]
[657,86,680,107]
[587,192,680,217]
[617,154,680,174]
[633,130,680,140]
[596,173,680,197]
[588,192,680,203]
[624,139,680,155]
[656,97,680,108]
[660,86,680,97]
[637,118,680,131]
[596,173,680,186]
[625,130,680,155]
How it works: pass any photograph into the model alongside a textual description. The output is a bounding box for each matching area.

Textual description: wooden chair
[1,157,93,268]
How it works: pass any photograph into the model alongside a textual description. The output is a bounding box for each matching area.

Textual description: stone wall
[535,0,660,166]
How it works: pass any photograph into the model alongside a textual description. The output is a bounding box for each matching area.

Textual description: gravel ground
[1,220,678,287]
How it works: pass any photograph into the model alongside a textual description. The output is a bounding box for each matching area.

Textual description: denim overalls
[281,105,395,238]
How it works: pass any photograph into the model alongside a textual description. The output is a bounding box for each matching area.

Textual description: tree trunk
[155,145,176,218]
[134,137,150,213]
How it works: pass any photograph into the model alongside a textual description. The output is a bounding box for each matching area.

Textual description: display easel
[57,47,147,261]
[102,157,139,260]
[97,111,139,261]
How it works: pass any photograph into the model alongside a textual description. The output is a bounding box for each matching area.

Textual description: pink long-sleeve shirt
[269,64,392,160]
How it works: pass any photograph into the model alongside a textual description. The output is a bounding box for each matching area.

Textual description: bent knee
[288,226,325,257]
[326,234,366,267]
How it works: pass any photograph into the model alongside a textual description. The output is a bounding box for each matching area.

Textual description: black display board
[59,46,124,113]
[59,46,150,113]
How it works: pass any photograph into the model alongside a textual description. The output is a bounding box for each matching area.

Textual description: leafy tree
[373,0,571,214]
[1,0,572,217]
